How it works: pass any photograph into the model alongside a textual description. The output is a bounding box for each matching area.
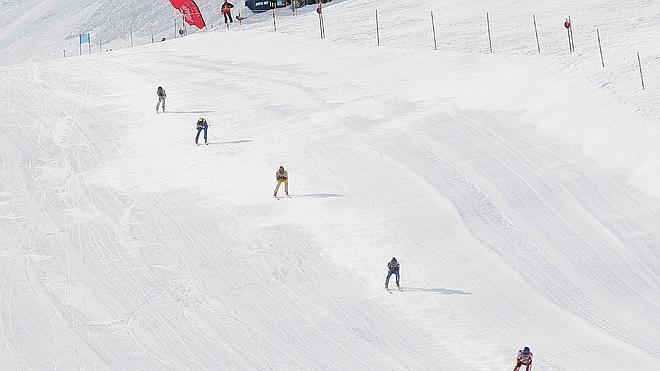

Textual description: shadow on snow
[165,110,215,114]
[292,193,345,198]
[206,140,253,145]
[399,287,471,295]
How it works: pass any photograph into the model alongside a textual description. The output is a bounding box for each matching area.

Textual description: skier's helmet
[523,347,530,354]
[391,257,397,261]
[198,117,204,122]
[279,166,284,170]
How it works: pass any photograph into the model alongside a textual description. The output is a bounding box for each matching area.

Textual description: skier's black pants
[196,127,207,143]
[385,268,400,287]
[224,12,233,23]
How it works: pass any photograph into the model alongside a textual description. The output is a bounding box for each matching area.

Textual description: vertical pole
[130,29,133,47]
[175,20,177,38]
[637,52,645,90]
[63,49,66,58]
[486,12,493,53]
[99,37,102,53]
[597,28,604,68]
[321,3,325,39]
[533,14,540,53]
[431,11,437,51]
[151,35,154,44]
[88,35,91,54]
[273,8,277,31]
[569,16,574,51]
[79,36,82,56]
[317,2,325,39]
[566,26,572,52]
[376,9,380,46]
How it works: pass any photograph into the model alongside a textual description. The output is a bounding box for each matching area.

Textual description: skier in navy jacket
[195,117,208,145]
[385,257,400,289]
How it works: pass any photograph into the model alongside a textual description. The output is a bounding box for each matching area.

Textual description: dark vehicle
[245,0,278,12]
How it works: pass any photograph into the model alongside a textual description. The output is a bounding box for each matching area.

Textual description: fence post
[321,4,326,39]
[431,11,437,50]
[317,2,325,39]
[376,9,380,46]
[533,14,540,53]
[637,52,645,90]
[486,12,493,53]
[597,28,604,67]
[569,16,575,51]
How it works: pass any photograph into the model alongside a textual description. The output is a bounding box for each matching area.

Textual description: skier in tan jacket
[274,166,289,197]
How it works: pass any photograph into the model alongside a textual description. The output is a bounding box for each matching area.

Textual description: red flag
[170,0,206,29]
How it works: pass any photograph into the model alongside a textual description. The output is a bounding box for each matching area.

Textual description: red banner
[170,0,206,29]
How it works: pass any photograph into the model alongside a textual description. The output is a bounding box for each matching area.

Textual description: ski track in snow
[1,1,660,370]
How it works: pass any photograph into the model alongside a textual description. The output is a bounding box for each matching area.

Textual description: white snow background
[0,0,659,369]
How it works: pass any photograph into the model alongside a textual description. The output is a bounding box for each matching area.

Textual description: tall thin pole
[431,11,437,50]
[130,28,133,47]
[569,16,574,51]
[273,8,277,31]
[151,35,154,44]
[88,35,91,54]
[566,24,572,52]
[637,52,645,90]
[533,14,540,53]
[321,4,325,39]
[99,37,102,53]
[63,49,66,58]
[376,9,380,46]
[175,20,177,38]
[597,28,604,68]
[317,2,325,39]
[79,35,82,56]
[486,12,493,53]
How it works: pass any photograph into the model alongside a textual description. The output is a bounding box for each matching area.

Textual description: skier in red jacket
[513,347,533,371]
[221,0,234,24]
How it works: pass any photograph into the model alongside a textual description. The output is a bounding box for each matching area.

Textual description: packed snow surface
[1,0,659,370]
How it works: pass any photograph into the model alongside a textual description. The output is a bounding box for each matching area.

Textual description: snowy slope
[0,0,232,65]
[1,0,660,370]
